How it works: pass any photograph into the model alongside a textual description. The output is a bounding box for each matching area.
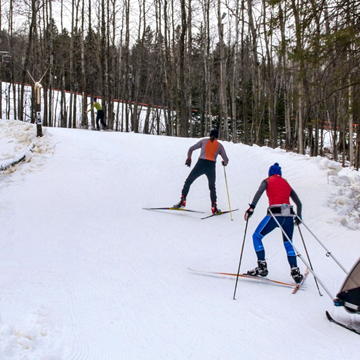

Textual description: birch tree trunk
[125,0,130,132]
[80,0,87,128]
[20,0,38,122]
[231,0,240,143]
[278,2,291,150]
[9,0,16,120]
[247,0,259,144]
[163,0,173,136]
[179,0,188,136]
[132,0,144,133]
[201,0,212,135]
[0,0,2,118]
[217,0,228,140]
[116,5,125,131]
[100,0,109,128]
[48,0,54,127]
[291,0,304,154]
[263,0,276,148]
[187,0,193,136]
[68,0,75,128]
[72,0,80,129]
[348,57,354,166]
[107,0,117,130]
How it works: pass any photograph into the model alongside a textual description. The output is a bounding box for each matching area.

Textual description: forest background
[0,0,360,167]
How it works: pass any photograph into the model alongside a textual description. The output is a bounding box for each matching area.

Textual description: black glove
[185,158,191,167]
[222,161,227,166]
[244,204,255,221]
[295,215,302,226]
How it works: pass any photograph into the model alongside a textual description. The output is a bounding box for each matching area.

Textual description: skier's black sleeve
[290,189,302,217]
[250,179,268,207]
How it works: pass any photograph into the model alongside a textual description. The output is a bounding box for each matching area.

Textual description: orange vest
[204,139,220,161]
[266,175,291,206]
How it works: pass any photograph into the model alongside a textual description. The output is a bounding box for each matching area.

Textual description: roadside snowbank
[0,119,54,174]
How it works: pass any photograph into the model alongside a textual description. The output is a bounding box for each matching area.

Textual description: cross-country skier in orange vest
[173,129,229,214]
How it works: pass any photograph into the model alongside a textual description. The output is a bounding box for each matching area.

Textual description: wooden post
[28,69,47,137]
[35,82,43,137]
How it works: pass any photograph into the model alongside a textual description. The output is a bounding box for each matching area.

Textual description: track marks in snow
[2,125,360,359]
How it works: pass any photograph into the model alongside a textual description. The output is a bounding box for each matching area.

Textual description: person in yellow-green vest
[86,98,108,130]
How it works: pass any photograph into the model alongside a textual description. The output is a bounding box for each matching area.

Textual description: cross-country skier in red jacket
[244,163,304,284]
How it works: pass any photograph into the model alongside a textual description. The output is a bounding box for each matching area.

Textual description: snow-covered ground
[0,119,360,360]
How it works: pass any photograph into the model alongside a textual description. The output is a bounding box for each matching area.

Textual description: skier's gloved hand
[222,160,227,166]
[185,158,191,167]
[295,215,302,226]
[244,204,255,221]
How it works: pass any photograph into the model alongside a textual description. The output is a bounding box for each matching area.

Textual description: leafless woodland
[1,0,360,166]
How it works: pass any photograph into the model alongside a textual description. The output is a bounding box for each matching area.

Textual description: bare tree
[217,0,228,140]
[230,0,240,143]
[0,0,2,118]
[179,0,188,136]
[80,0,87,128]
[247,0,260,145]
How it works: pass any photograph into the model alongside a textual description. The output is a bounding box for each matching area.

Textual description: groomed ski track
[1,121,359,359]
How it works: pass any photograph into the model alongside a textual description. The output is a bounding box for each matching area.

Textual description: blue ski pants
[252,215,297,268]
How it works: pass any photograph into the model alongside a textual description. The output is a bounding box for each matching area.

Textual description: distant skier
[244,162,304,284]
[173,129,229,214]
[85,98,108,130]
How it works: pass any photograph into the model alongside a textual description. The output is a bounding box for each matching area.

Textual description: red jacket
[266,175,291,206]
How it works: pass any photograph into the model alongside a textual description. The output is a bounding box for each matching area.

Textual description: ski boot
[291,266,303,284]
[246,260,268,277]
[211,202,221,214]
[173,196,186,209]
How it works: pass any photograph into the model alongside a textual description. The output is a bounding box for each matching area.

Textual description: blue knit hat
[268,163,282,176]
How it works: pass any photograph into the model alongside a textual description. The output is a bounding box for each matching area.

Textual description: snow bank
[0,119,55,174]
[315,157,360,229]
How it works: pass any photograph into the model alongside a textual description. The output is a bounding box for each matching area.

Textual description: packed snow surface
[1,119,360,359]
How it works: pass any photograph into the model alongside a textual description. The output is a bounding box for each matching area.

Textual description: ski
[292,267,310,294]
[142,207,205,214]
[188,268,301,289]
[325,311,360,335]
[201,208,239,220]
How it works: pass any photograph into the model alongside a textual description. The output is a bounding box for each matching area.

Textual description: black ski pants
[181,159,216,204]
[96,110,107,129]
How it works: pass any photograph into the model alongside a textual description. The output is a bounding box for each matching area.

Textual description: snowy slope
[0,119,360,360]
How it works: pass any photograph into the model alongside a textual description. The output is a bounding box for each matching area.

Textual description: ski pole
[233,219,249,300]
[298,217,348,274]
[297,223,322,296]
[223,165,233,221]
[268,209,335,300]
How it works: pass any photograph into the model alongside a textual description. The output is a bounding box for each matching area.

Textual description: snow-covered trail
[0,121,359,359]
